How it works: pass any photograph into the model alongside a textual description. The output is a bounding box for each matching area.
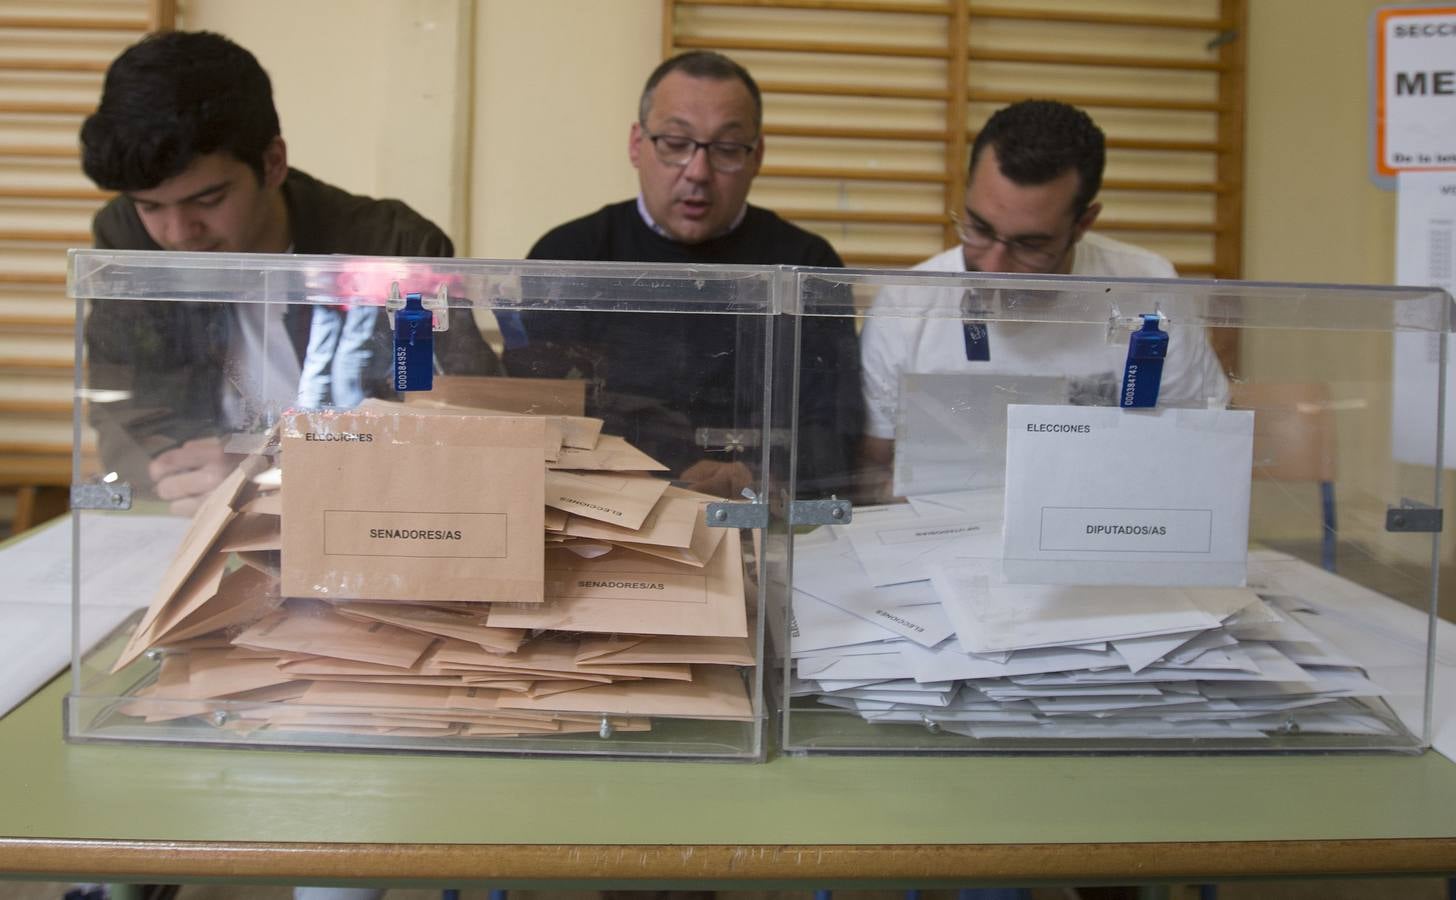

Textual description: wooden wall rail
[666,0,1246,367]
[0,1,167,533]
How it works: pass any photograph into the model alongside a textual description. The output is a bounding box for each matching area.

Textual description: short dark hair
[80,30,281,191]
[638,50,763,133]
[969,100,1105,217]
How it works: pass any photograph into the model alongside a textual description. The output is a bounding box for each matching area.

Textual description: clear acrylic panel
[777,267,1449,754]
[66,249,781,760]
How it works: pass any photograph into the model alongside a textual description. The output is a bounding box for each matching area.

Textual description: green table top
[4,670,1456,885]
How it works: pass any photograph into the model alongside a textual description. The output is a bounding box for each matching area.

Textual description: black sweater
[505,200,863,495]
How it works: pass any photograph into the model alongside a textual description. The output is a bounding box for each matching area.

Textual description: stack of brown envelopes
[115,386,756,740]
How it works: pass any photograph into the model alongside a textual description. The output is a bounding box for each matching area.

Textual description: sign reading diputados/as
[1374,6,1456,182]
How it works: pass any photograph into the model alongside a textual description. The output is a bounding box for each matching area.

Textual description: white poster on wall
[1391,170,1456,467]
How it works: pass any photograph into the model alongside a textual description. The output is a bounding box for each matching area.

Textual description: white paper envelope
[1002,405,1254,586]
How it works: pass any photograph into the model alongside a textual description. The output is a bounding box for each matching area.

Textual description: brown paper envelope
[237,550,281,578]
[555,717,652,735]
[162,565,279,645]
[485,541,748,638]
[576,634,755,667]
[332,602,526,654]
[431,636,632,679]
[300,679,455,710]
[123,453,268,656]
[421,374,587,416]
[301,674,470,688]
[453,670,610,684]
[562,485,707,549]
[574,636,644,663]
[180,648,299,699]
[556,539,614,558]
[394,391,601,452]
[604,493,728,565]
[280,409,545,603]
[393,711,564,730]
[233,603,436,669]
[155,634,236,652]
[240,491,282,517]
[545,470,669,531]
[217,512,283,552]
[494,665,753,720]
[543,508,568,532]
[388,397,568,462]
[525,679,614,698]
[267,711,455,730]
[548,434,668,472]
[114,545,232,671]
[276,655,440,677]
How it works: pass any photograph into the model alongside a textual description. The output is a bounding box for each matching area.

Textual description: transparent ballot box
[774,267,1451,753]
[66,250,784,760]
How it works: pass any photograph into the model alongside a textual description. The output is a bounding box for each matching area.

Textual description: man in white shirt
[859,100,1229,490]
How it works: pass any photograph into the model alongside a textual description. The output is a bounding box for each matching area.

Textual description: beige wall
[184,0,473,245]
[1241,0,1427,561]
[468,0,660,259]
[1244,0,1395,286]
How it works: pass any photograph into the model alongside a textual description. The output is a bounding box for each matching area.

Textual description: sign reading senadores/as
[1374,6,1456,178]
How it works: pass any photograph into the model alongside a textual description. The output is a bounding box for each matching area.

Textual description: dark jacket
[85,168,499,487]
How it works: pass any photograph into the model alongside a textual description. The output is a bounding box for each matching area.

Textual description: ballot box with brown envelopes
[774,266,1450,755]
[65,252,778,760]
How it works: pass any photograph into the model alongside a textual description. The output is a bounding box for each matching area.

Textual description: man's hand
[679,459,755,498]
[148,436,234,515]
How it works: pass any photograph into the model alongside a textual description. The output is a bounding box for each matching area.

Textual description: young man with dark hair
[81,30,498,514]
[503,50,863,498]
[857,99,1229,484]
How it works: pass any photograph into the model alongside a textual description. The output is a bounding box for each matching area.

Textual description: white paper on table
[793,542,954,648]
[1002,405,1253,586]
[1111,631,1203,674]
[900,640,1120,683]
[929,559,1241,654]
[906,488,1006,520]
[845,511,1001,587]
[0,514,193,719]
[796,651,916,681]
[789,590,900,654]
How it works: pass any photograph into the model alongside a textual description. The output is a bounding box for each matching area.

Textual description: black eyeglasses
[640,128,758,173]
[951,212,1073,271]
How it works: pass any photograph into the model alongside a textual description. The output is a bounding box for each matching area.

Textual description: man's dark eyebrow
[965,206,1057,244]
[128,179,230,207]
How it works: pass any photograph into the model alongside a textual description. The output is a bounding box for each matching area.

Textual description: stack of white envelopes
[110,390,756,741]
[788,491,1400,742]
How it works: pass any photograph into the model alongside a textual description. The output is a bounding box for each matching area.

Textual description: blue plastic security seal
[962,321,990,361]
[393,292,434,392]
[1119,314,1167,408]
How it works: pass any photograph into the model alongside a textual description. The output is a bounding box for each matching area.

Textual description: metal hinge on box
[705,490,852,529]
[71,481,132,511]
[1386,498,1443,533]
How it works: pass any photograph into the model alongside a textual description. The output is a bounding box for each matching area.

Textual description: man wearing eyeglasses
[504,50,862,498]
[858,100,1229,490]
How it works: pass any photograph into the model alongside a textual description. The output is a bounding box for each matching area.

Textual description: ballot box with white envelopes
[64,250,783,760]
[770,266,1452,754]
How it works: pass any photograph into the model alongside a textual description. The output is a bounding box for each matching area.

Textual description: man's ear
[628,121,643,170]
[262,136,288,189]
[1071,200,1101,243]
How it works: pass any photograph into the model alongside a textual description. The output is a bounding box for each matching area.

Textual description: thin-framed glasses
[950,212,1070,271]
[641,128,758,173]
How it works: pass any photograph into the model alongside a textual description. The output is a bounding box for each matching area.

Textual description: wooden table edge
[2,838,1456,883]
